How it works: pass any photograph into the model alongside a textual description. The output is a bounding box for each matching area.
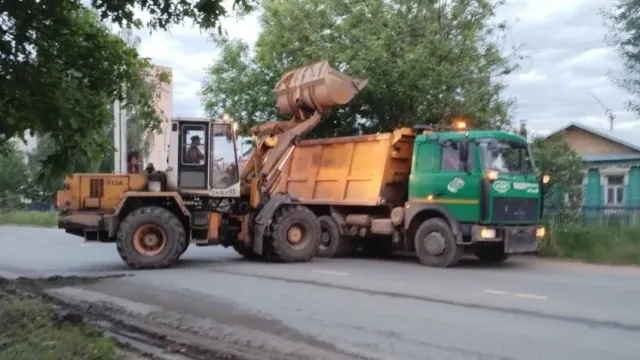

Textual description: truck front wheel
[316,215,352,258]
[414,218,463,267]
[116,206,186,269]
[269,205,321,262]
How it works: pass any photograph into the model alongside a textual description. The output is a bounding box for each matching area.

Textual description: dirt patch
[0,282,130,360]
[0,276,371,360]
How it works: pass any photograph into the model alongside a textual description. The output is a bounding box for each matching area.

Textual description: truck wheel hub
[424,232,446,255]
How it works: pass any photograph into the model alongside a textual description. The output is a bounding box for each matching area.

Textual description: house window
[605,175,625,206]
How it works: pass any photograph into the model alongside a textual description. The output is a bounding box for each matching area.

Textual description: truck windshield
[478,138,534,174]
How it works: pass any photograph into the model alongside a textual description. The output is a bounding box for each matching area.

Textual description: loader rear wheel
[414,218,463,268]
[116,206,186,269]
[179,242,190,257]
[316,215,353,258]
[269,205,320,262]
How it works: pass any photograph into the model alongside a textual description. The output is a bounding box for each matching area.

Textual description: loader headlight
[148,181,162,192]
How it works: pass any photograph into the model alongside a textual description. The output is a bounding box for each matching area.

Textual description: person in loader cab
[185,135,205,164]
[127,151,140,173]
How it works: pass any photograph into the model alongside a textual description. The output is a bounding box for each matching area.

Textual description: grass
[0,292,124,360]
[539,225,640,266]
[0,211,57,227]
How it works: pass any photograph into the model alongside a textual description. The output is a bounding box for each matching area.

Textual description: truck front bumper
[470,225,544,254]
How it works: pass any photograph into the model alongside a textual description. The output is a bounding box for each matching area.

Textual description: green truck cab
[406,128,547,266]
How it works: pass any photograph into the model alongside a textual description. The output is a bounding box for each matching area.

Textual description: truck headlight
[148,181,162,192]
[480,228,496,239]
[536,226,546,238]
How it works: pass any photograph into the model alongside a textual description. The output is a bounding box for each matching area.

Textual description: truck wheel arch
[404,204,463,251]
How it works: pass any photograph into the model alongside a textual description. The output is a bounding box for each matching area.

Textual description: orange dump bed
[272,128,415,206]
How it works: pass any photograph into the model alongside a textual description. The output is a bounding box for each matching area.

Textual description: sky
[133,0,636,139]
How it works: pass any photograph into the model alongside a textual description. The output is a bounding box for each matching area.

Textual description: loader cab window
[182,127,206,166]
[178,124,208,189]
[210,123,239,189]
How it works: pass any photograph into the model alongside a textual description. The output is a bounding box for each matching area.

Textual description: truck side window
[441,144,461,171]
[416,142,438,172]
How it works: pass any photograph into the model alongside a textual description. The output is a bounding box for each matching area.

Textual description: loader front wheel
[116,206,186,269]
[269,205,320,262]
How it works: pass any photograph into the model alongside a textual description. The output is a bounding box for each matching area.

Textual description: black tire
[316,215,353,258]
[179,242,190,257]
[269,205,321,262]
[474,244,509,263]
[232,243,261,260]
[414,218,463,267]
[116,206,186,269]
[360,237,394,258]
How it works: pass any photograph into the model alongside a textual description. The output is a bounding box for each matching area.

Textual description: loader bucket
[274,60,368,117]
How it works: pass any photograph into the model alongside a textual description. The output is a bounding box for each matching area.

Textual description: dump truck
[269,123,549,267]
[55,60,367,269]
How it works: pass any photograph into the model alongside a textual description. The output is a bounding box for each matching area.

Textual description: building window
[605,175,624,206]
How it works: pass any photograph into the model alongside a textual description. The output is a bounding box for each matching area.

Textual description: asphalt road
[2,225,640,360]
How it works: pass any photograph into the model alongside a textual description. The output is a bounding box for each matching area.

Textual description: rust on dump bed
[271,127,416,207]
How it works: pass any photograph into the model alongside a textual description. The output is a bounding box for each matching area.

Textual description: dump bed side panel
[274,130,413,206]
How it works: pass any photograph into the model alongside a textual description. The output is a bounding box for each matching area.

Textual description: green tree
[201,0,520,138]
[531,133,586,221]
[604,1,640,116]
[1,0,253,175]
[0,142,29,210]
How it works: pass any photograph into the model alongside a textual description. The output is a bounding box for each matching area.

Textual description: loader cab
[167,118,241,197]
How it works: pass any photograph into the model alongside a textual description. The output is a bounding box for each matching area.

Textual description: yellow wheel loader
[55,60,368,269]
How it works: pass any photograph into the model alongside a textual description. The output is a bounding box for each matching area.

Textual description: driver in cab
[185,135,205,164]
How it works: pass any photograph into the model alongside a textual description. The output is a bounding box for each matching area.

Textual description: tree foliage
[201,0,520,138]
[604,0,640,116]
[0,142,29,210]
[1,0,254,175]
[531,133,586,218]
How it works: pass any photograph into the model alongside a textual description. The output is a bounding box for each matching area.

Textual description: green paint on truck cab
[409,130,543,226]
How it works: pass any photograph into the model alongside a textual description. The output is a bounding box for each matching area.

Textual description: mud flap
[252,194,294,255]
[504,226,540,254]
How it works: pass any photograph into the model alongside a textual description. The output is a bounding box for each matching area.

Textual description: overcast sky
[134,0,637,138]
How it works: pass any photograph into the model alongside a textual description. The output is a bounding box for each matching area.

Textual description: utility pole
[587,92,616,131]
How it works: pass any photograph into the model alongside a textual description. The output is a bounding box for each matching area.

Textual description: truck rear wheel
[414,218,462,267]
[269,205,321,262]
[316,215,352,258]
[116,206,186,269]
[474,244,509,263]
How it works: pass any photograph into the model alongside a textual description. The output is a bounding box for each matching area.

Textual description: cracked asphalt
[2,225,640,360]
